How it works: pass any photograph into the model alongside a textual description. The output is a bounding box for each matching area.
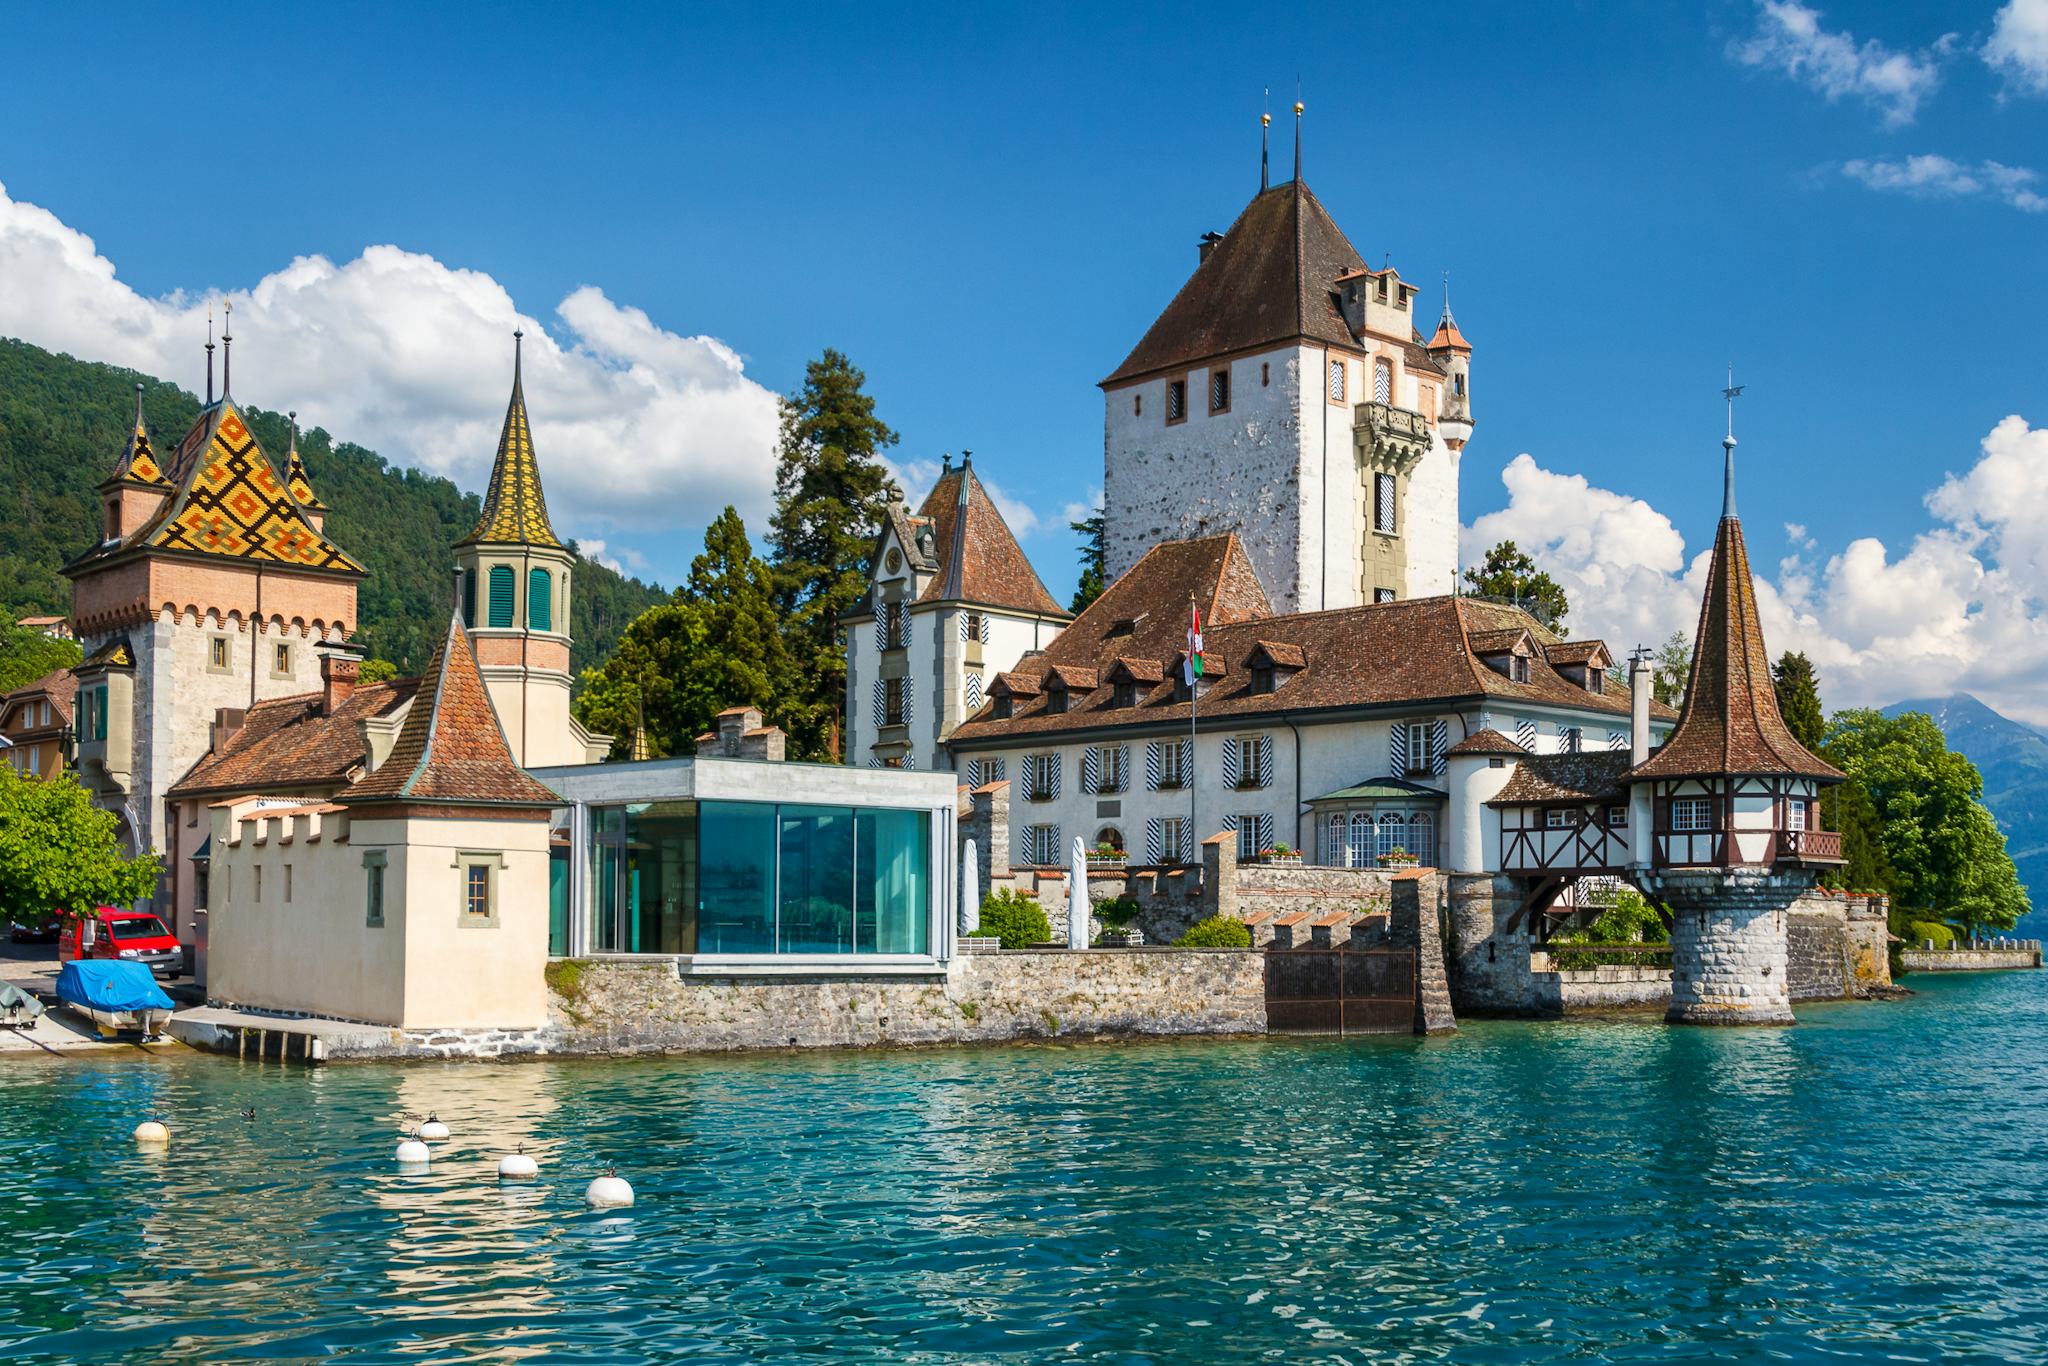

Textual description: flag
[1184,602,1205,687]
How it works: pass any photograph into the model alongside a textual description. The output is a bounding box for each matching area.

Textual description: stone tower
[453,334,608,768]
[1628,423,1846,1024]
[1099,173,1468,613]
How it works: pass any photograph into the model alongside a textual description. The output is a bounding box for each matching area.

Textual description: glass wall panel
[698,801,776,953]
[778,805,856,953]
[549,811,571,956]
[589,805,629,953]
[857,808,930,954]
[626,802,697,954]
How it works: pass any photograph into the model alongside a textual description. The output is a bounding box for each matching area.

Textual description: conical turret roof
[101,385,169,488]
[281,416,325,511]
[457,337,560,549]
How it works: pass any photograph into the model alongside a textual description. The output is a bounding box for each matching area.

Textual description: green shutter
[487,565,514,628]
[95,686,108,741]
[462,568,477,626]
[528,567,552,632]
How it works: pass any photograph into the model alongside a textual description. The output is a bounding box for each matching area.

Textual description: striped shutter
[871,679,884,728]
[1255,737,1273,788]
[958,614,969,640]
[1145,741,1162,789]
[866,757,881,769]
[989,757,1006,783]
[902,676,913,724]
[1047,824,1062,866]
[1146,818,1164,863]
[1608,728,1628,751]
[1389,723,1409,775]
[1112,745,1130,793]
[965,671,982,712]
[1256,814,1274,852]
[1430,720,1450,775]
[1515,717,1538,751]
[1222,738,1241,788]
[902,753,915,770]
[1045,754,1061,800]
[1082,747,1101,794]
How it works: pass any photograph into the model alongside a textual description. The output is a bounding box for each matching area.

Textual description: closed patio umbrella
[960,837,979,937]
[1067,835,1090,949]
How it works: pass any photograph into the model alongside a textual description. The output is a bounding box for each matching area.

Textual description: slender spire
[133,383,145,430]
[1260,92,1271,192]
[281,409,325,510]
[1292,97,1303,183]
[1721,364,1744,521]
[456,329,560,548]
[205,303,215,405]
[220,299,233,398]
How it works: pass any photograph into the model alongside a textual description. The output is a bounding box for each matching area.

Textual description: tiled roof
[456,341,561,549]
[1250,640,1306,669]
[280,418,325,511]
[73,401,364,575]
[1542,640,1607,667]
[1046,665,1099,691]
[1468,628,1534,656]
[1426,309,1472,353]
[1629,515,1844,783]
[1103,180,1370,386]
[1446,728,1528,758]
[1306,775,1445,803]
[1491,751,1635,806]
[168,679,420,798]
[913,462,1065,616]
[1109,656,1164,684]
[343,614,560,806]
[104,388,169,487]
[0,668,78,728]
[77,638,135,670]
[949,537,1668,745]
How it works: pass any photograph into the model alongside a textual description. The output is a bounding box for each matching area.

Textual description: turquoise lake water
[2,972,2045,1364]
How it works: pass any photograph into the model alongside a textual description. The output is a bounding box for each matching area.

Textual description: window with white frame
[1347,811,1374,867]
[1235,814,1272,861]
[1086,744,1128,794]
[1787,798,1809,831]
[1561,725,1582,754]
[1545,809,1572,828]
[1023,823,1062,866]
[967,756,1007,787]
[1608,805,1629,828]
[1024,752,1060,802]
[1231,734,1272,790]
[1154,739,1188,789]
[1402,721,1431,776]
[1671,797,1715,832]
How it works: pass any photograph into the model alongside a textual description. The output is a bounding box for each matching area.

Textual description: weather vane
[1722,363,1744,444]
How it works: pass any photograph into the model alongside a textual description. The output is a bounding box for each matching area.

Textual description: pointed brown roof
[343,615,559,806]
[457,338,561,549]
[1103,180,1369,386]
[912,462,1065,616]
[1629,515,1843,782]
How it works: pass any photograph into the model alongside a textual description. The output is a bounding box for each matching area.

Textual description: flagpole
[1188,594,1198,863]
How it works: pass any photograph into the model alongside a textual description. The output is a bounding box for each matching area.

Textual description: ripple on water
[1,973,2047,1362]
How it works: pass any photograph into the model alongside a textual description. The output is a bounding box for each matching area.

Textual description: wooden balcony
[1777,829,1844,865]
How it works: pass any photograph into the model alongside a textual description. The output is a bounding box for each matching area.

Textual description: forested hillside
[0,337,664,676]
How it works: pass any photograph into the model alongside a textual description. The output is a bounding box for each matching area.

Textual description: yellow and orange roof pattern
[281,424,326,511]
[457,360,560,549]
[107,393,169,487]
[144,403,364,572]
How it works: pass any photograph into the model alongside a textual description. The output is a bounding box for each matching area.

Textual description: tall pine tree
[1070,511,1107,613]
[1772,651,1826,751]
[767,350,899,753]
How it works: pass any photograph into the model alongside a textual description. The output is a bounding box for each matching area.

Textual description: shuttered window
[462,568,477,626]
[528,568,552,631]
[487,565,515,628]
[1374,357,1392,404]
[1375,473,1397,534]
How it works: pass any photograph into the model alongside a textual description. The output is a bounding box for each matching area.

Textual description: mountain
[1884,693,2048,934]
[0,336,664,678]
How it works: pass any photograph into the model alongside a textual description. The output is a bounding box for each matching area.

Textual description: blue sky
[2,2,2045,715]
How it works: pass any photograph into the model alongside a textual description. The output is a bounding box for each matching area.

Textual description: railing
[1535,942,1674,971]
[1779,829,1843,862]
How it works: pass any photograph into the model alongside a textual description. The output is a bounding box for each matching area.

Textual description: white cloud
[887,455,1047,540]
[0,179,780,565]
[1063,488,1105,527]
[1841,154,2048,212]
[1731,1,1954,128]
[1986,0,2048,95]
[1463,420,2048,728]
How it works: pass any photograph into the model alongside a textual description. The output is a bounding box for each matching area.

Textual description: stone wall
[1787,889,1894,1000]
[1445,873,1537,1015]
[1545,966,1669,1014]
[1901,946,2043,972]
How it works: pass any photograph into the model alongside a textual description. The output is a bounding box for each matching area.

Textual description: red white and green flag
[1184,602,1205,687]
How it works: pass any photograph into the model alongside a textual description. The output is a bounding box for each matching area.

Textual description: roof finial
[205,302,216,405]
[220,299,233,398]
[1721,364,1744,520]
[133,382,145,429]
[513,327,524,384]
[940,451,952,473]
[288,409,299,448]
[1441,270,1454,324]
[1292,89,1304,183]
[958,449,972,504]
[1261,90,1271,193]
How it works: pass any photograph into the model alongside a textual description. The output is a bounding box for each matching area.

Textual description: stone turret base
[1647,867,1815,1026]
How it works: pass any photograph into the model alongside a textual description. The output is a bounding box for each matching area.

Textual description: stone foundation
[1445,874,1536,1015]
[1651,868,1811,1026]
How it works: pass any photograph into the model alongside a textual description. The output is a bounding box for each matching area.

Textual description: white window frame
[1671,797,1715,833]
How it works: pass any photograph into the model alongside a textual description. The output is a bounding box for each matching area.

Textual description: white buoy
[497,1146,539,1180]
[584,1168,635,1209]
[417,1113,451,1141]
[395,1137,431,1164]
[133,1120,169,1145]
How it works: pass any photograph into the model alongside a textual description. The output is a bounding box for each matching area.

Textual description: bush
[1907,919,1955,949]
[1175,915,1251,948]
[1095,894,1141,929]
[973,889,1051,949]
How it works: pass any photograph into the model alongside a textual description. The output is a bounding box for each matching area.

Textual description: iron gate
[1264,947,1417,1034]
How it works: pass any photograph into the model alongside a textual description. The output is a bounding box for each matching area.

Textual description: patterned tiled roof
[1104,180,1369,386]
[1491,751,1635,806]
[130,401,363,572]
[456,340,560,549]
[167,679,420,798]
[280,417,325,511]
[949,537,1673,746]
[343,614,559,806]
[104,387,169,488]
[1628,515,1844,783]
[913,462,1065,616]
[77,638,135,670]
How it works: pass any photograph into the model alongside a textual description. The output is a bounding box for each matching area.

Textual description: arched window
[487,565,515,628]
[1378,812,1408,862]
[1347,812,1374,869]
[528,567,553,631]
[1408,813,1435,868]
[1094,826,1125,855]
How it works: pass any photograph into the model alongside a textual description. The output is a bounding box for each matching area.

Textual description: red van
[60,908,181,979]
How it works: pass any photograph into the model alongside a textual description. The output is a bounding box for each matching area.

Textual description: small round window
[885,548,902,573]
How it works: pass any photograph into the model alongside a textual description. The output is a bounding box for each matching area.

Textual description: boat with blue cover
[54,961,174,1039]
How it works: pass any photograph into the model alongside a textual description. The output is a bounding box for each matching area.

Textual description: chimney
[1198,231,1224,264]
[1630,654,1654,765]
[317,642,364,714]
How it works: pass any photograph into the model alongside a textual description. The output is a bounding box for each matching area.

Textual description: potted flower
[1088,841,1127,869]
[1377,845,1420,870]
[1093,894,1143,946]
[1259,842,1302,866]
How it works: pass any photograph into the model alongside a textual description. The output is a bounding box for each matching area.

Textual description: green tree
[1070,510,1107,613]
[0,610,82,694]
[1652,631,1691,708]
[577,508,822,758]
[1824,709,2029,936]
[1821,777,1896,896]
[358,658,400,685]
[1772,651,1826,751]
[0,767,159,922]
[1463,540,1570,635]
[767,349,899,747]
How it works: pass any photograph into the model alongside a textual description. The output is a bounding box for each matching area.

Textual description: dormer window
[1588,671,1604,695]
[1113,681,1137,709]
[1512,655,1530,684]
[1045,686,1068,715]
[993,695,1013,720]
[1250,664,1274,696]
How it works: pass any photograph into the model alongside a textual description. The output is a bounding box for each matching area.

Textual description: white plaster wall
[1403,433,1462,599]
[391,815,551,1030]
[480,667,583,769]
[1102,347,1304,610]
